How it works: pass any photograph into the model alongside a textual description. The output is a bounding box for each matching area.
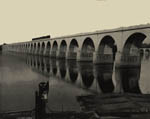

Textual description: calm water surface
[0,52,150,113]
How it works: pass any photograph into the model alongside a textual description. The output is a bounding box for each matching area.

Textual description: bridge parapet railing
[80,52,93,61]
[67,51,77,60]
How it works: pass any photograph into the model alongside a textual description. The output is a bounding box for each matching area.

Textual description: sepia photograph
[0,0,150,119]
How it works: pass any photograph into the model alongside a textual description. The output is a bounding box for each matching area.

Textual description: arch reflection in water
[30,56,33,66]
[51,59,57,76]
[33,57,36,68]
[80,62,94,89]
[67,61,78,83]
[31,56,36,67]
[37,57,40,70]
[40,57,45,72]
[116,67,141,93]
[45,57,50,73]
[95,64,114,93]
[58,60,66,79]
[26,56,29,65]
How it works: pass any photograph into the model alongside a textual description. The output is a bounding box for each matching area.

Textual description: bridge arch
[27,44,30,53]
[41,42,45,55]
[60,40,67,51]
[80,37,95,61]
[30,43,33,53]
[68,39,79,60]
[98,36,117,54]
[69,39,79,52]
[51,41,58,57]
[33,43,36,54]
[25,44,28,52]
[59,40,67,58]
[37,42,41,55]
[28,43,30,48]
[97,35,117,63]
[123,32,147,55]
[81,37,95,52]
[45,41,51,56]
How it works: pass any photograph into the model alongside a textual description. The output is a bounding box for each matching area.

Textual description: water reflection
[45,57,50,73]
[68,61,78,83]
[116,67,141,93]
[37,57,40,70]
[33,57,36,67]
[79,63,94,89]
[41,57,44,72]
[1,54,90,112]
[51,59,57,76]
[25,55,143,94]
[58,60,66,79]
[26,56,115,93]
[1,53,150,113]
[95,65,114,93]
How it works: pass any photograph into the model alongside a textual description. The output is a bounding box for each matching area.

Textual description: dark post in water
[35,81,49,119]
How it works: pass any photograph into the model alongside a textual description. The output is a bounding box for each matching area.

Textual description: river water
[0,52,150,113]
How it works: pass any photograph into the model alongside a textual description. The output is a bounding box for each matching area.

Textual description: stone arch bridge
[2,24,150,67]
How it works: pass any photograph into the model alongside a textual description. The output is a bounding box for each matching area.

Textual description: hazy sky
[0,0,150,44]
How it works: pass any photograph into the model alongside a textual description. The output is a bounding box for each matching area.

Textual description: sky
[0,0,150,45]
